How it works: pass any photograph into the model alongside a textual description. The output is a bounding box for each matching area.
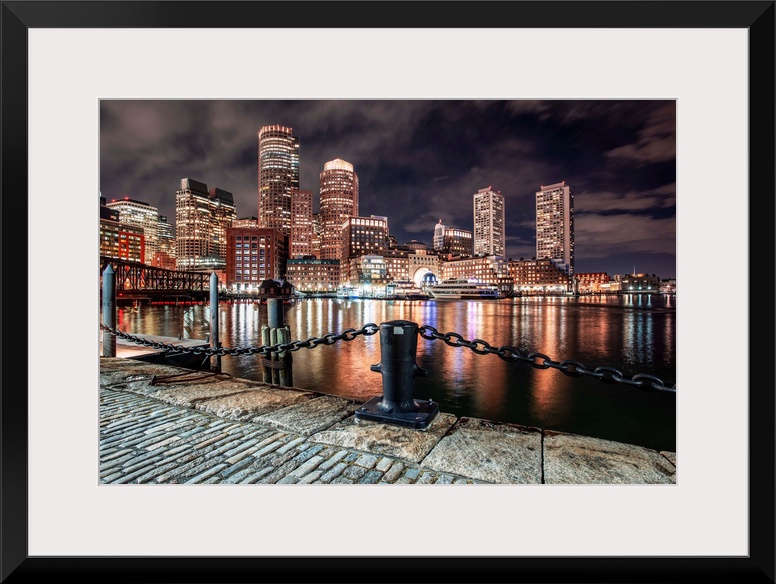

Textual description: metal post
[101,264,116,357]
[209,272,220,372]
[261,325,273,384]
[267,298,282,329]
[355,320,439,429]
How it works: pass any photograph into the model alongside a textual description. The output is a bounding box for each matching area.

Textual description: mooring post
[263,298,292,386]
[209,272,220,372]
[101,264,116,357]
[355,320,439,429]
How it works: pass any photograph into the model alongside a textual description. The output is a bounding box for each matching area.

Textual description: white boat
[428,278,500,300]
[336,285,360,299]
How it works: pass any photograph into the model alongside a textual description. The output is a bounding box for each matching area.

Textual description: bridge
[99,257,213,303]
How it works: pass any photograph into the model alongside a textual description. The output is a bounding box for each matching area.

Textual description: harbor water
[111,294,677,452]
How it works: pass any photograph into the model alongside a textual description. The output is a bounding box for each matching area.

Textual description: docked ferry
[427,278,500,300]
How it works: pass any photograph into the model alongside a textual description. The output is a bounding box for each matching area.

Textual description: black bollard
[355,320,439,430]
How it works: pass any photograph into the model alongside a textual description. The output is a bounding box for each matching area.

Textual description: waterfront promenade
[100,357,676,485]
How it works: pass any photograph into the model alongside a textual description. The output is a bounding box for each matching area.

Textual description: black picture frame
[2,2,773,583]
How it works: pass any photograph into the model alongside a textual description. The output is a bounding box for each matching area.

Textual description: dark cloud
[100,99,676,277]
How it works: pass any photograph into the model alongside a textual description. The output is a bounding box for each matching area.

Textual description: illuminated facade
[320,158,359,260]
[441,255,512,294]
[473,187,505,257]
[175,178,237,271]
[311,213,323,259]
[433,220,446,251]
[226,227,287,291]
[290,189,314,259]
[100,218,144,263]
[575,272,610,294]
[152,215,177,270]
[508,257,571,294]
[286,258,340,293]
[536,181,574,278]
[106,197,159,264]
[258,125,299,236]
[232,217,259,229]
[341,215,389,261]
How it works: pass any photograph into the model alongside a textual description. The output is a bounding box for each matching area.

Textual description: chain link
[100,323,379,358]
[416,324,676,393]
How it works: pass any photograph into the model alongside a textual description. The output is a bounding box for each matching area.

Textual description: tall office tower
[258,125,300,236]
[319,158,359,260]
[175,178,237,271]
[106,197,160,264]
[311,213,323,259]
[153,215,177,270]
[473,187,505,257]
[433,220,446,251]
[535,181,574,276]
[290,189,314,258]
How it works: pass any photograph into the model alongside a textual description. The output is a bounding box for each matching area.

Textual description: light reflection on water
[114,294,676,452]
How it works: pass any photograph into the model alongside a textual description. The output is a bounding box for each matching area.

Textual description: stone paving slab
[252,395,361,436]
[308,412,458,463]
[99,357,194,388]
[193,387,318,421]
[543,431,677,484]
[420,417,543,484]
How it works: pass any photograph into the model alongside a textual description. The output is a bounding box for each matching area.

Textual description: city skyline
[99,99,676,278]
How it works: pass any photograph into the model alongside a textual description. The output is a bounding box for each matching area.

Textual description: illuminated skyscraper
[535,181,574,276]
[472,187,505,257]
[175,178,237,271]
[290,189,314,258]
[319,158,359,260]
[258,125,300,236]
[433,220,446,251]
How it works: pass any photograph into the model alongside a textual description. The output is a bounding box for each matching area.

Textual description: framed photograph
[4,1,773,582]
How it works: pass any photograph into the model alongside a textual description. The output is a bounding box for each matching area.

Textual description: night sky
[99,99,676,278]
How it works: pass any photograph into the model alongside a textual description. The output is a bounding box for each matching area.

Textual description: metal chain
[99,323,380,357]
[100,321,675,393]
[417,324,676,393]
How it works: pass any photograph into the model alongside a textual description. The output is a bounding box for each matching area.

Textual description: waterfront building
[106,197,160,265]
[152,215,177,270]
[617,272,661,293]
[382,248,411,282]
[536,181,575,280]
[226,227,287,292]
[258,125,300,236]
[290,189,314,259]
[442,255,511,294]
[509,257,572,295]
[285,258,340,294]
[433,220,473,257]
[406,243,441,288]
[232,216,259,229]
[100,217,144,263]
[341,215,389,261]
[175,178,237,271]
[473,187,505,257]
[575,272,610,294]
[320,158,359,260]
[344,255,390,295]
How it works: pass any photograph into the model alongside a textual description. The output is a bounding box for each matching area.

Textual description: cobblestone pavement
[100,388,481,485]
